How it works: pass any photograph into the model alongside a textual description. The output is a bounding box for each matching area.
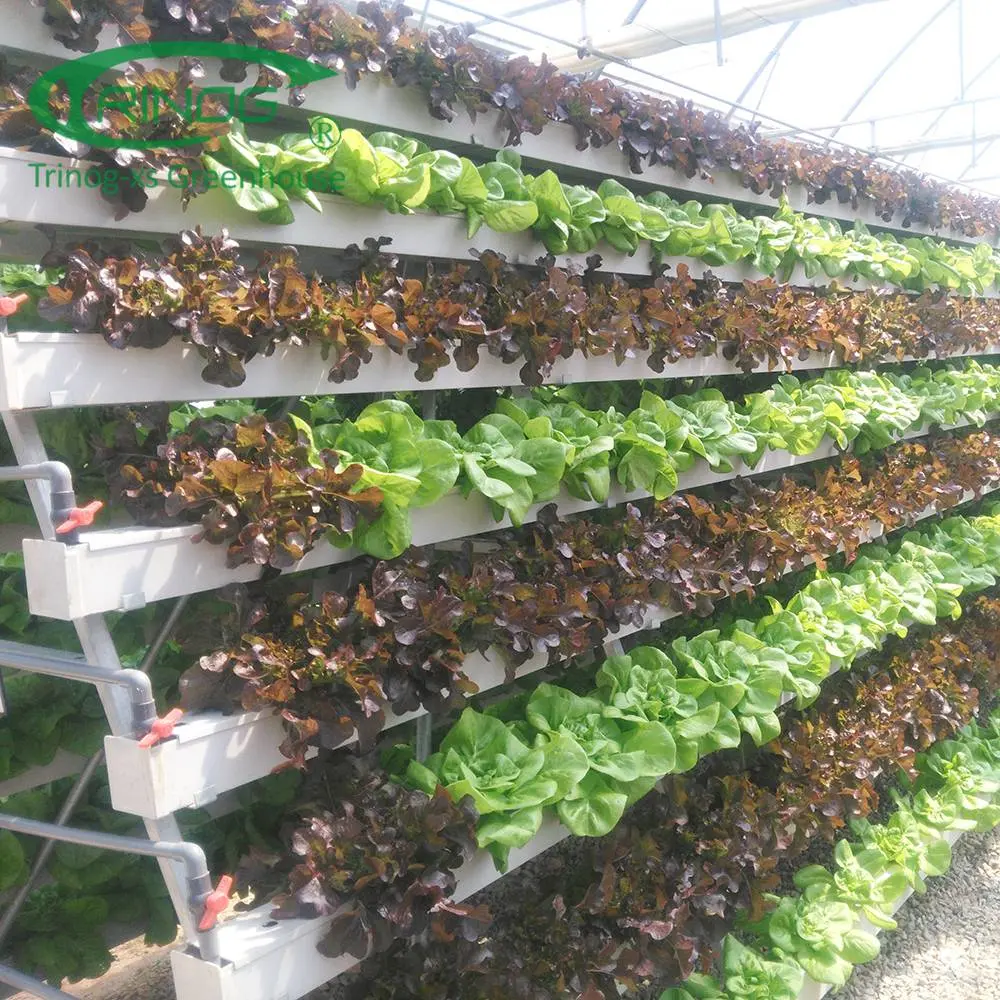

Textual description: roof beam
[532,0,887,71]
[827,0,956,141]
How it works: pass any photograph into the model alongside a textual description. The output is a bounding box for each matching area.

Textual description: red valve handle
[0,293,28,317]
[55,500,105,535]
[199,875,234,931]
[137,708,184,749]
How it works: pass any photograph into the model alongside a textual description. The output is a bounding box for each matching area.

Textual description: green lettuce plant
[660,936,803,1000]
[850,809,952,895]
[523,683,675,836]
[405,707,589,867]
[757,892,880,987]
[793,840,909,929]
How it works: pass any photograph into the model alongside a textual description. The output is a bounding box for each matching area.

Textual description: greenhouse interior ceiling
[418,0,1000,195]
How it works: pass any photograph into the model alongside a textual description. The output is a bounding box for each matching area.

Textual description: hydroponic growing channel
[6,2,1000,1000]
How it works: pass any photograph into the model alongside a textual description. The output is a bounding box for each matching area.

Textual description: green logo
[28,42,337,150]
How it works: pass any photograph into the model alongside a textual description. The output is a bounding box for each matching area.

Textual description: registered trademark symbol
[310,118,338,149]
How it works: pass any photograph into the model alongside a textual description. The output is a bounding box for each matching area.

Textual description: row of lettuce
[5,440,1000,984]
[205,122,1000,295]
[12,232,1000,392]
[18,0,1000,240]
[666,712,1000,1000]
[87,108,1000,296]
[10,57,1000,294]
[120,362,1000,565]
[395,512,1000,868]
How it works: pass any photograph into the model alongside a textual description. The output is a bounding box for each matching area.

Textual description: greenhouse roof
[415,0,1000,196]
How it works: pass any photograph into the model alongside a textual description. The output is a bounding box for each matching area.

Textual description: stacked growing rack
[6,4,1000,1000]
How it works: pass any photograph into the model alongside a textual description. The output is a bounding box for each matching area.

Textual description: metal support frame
[827,0,957,143]
[415,387,439,762]
[0,405,210,952]
[0,596,190,949]
[0,814,220,962]
[0,963,75,1000]
[728,20,800,119]
[712,0,724,67]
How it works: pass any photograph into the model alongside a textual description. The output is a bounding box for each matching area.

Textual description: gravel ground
[839,826,1000,1000]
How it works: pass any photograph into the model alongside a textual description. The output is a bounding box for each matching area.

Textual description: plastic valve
[55,500,105,535]
[137,708,184,749]
[198,875,234,931]
[0,293,28,317]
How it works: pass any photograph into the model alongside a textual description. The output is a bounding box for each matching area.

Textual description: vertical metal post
[727,20,799,119]
[713,0,723,66]
[421,390,438,422]
[971,101,978,168]
[415,716,434,762]
[416,387,438,762]
[959,0,965,98]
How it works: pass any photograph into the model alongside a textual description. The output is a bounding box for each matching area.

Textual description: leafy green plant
[198,121,1000,295]
[402,512,1000,861]
[524,683,675,837]
[661,936,804,1000]
[792,840,909,929]
[755,892,880,986]
[850,809,952,895]
[405,708,589,866]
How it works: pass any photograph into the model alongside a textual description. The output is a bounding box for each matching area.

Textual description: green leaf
[921,836,953,876]
[0,830,27,891]
[351,497,412,559]
[454,157,489,205]
[840,928,881,965]
[674,703,721,741]
[411,439,460,508]
[463,454,515,500]
[481,198,540,232]
[556,772,628,837]
[476,805,544,850]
